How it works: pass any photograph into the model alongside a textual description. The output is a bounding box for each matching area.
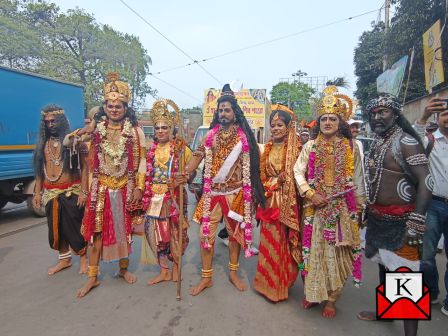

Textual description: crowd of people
[32,73,447,336]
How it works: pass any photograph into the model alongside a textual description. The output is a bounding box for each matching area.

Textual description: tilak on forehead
[366,94,402,114]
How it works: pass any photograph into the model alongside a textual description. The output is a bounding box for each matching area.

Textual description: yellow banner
[423,20,445,92]
[203,89,266,128]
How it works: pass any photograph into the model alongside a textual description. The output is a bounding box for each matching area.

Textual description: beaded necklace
[365,125,402,204]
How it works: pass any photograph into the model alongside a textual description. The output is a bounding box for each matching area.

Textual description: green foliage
[354,0,448,111]
[354,23,385,111]
[326,77,350,89]
[0,0,155,113]
[270,81,315,121]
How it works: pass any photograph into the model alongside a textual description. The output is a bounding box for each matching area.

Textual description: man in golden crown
[293,86,365,318]
[32,105,88,275]
[76,73,146,298]
[141,99,192,285]
[185,84,266,296]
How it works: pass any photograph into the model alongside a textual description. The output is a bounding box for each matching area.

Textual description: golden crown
[103,72,131,103]
[150,99,179,127]
[317,86,353,121]
[271,104,296,121]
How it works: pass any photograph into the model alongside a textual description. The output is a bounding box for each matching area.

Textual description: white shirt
[414,124,448,198]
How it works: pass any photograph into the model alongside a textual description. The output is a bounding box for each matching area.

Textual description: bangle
[305,189,315,200]
[33,191,43,196]
[81,189,89,196]
[136,172,145,190]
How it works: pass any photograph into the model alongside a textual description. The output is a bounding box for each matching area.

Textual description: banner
[376,55,408,97]
[423,19,445,92]
[203,89,267,128]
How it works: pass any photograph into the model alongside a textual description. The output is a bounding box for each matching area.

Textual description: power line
[118,0,222,85]
[150,74,202,103]
[150,7,381,76]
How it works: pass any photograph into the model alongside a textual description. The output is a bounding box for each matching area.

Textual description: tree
[0,0,156,112]
[270,81,315,121]
[353,23,385,111]
[354,0,448,111]
[326,77,350,89]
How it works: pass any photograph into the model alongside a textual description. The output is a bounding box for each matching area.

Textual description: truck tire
[26,196,45,217]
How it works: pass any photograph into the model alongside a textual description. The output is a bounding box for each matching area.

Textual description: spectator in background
[415,97,448,316]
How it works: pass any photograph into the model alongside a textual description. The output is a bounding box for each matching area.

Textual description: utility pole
[383,0,390,71]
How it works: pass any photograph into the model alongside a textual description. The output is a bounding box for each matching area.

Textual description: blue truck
[0,66,84,215]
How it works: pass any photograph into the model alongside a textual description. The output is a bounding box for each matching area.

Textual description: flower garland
[142,140,180,217]
[300,137,362,286]
[85,118,134,243]
[260,140,287,198]
[97,119,133,166]
[201,125,254,257]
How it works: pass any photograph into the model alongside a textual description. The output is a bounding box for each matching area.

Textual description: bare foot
[229,271,247,291]
[48,259,72,275]
[77,277,100,298]
[189,278,213,296]
[302,298,319,309]
[79,255,88,274]
[119,269,137,284]
[148,269,172,285]
[322,301,337,318]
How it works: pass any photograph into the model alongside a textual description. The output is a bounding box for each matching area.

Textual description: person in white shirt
[415,97,448,316]
[348,119,366,248]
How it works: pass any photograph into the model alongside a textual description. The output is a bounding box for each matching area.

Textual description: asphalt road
[0,199,447,336]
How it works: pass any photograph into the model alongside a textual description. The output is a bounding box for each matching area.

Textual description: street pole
[383,0,390,71]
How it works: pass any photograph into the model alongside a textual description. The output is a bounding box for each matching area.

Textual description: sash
[212,141,242,183]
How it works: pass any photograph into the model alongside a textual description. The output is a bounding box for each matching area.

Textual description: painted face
[270,117,288,142]
[369,107,395,135]
[44,114,58,135]
[319,114,339,137]
[301,133,310,144]
[350,123,361,138]
[155,121,171,143]
[105,99,126,122]
[217,101,235,126]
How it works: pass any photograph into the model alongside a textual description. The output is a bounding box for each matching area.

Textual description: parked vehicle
[0,66,84,215]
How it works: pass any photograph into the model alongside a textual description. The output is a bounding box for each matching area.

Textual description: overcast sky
[55,0,386,108]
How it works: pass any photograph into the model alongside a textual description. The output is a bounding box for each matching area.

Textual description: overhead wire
[150,7,382,76]
[118,0,222,85]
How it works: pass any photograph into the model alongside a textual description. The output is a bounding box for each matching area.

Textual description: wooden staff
[176,143,185,301]
[169,99,185,301]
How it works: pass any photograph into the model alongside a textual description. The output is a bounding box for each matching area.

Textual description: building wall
[402,87,448,123]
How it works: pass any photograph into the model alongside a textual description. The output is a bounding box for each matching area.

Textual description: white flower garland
[97,118,133,167]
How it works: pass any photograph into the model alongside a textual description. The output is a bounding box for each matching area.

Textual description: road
[0,198,447,336]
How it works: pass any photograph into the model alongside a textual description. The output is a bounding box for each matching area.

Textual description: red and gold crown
[150,99,179,127]
[103,72,131,103]
[317,86,353,121]
[271,104,296,121]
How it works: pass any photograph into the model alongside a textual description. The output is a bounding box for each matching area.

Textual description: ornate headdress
[150,99,179,127]
[220,84,235,98]
[41,109,64,116]
[271,104,296,123]
[103,72,131,103]
[366,94,401,114]
[317,86,353,121]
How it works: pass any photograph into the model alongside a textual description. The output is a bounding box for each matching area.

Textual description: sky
[55,0,386,109]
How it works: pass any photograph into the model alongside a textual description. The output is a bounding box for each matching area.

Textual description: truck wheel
[26,196,45,217]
